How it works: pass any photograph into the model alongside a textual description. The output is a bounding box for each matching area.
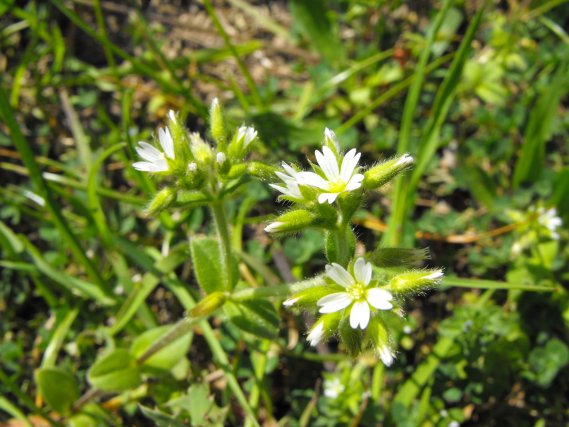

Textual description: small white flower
[298,146,364,204]
[237,126,257,148]
[270,162,303,200]
[307,321,324,346]
[264,222,284,233]
[323,377,344,399]
[216,152,226,165]
[538,207,562,239]
[133,127,175,173]
[317,258,393,330]
[188,162,198,172]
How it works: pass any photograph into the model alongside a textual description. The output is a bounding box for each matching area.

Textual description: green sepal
[386,269,443,295]
[224,300,280,339]
[284,285,342,311]
[247,161,278,181]
[339,317,363,357]
[367,316,394,366]
[209,98,227,148]
[325,228,356,264]
[190,237,225,294]
[87,349,141,392]
[266,209,317,234]
[130,325,193,371]
[35,367,79,414]
[363,154,413,190]
[338,188,363,220]
[146,187,176,216]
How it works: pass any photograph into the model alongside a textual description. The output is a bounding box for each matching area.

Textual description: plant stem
[231,276,325,301]
[335,224,350,267]
[210,199,234,290]
[137,316,201,365]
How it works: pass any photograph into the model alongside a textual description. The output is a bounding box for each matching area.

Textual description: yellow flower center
[348,282,366,301]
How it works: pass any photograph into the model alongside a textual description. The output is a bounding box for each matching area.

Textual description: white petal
[264,222,284,233]
[378,346,394,366]
[395,153,413,167]
[275,171,297,184]
[366,288,393,310]
[133,161,158,172]
[297,171,330,190]
[423,270,444,281]
[281,162,298,178]
[317,292,352,313]
[158,127,175,159]
[316,147,339,180]
[307,322,324,346]
[345,174,364,191]
[324,128,340,150]
[283,297,299,307]
[325,263,354,288]
[216,152,226,165]
[318,192,338,204]
[350,301,370,329]
[340,149,361,182]
[136,142,162,161]
[353,258,372,285]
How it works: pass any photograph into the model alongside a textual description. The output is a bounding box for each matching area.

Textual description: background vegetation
[1,0,568,425]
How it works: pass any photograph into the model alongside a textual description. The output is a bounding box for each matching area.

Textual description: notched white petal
[325,263,354,288]
[366,288,393,311]
[317,292,352,313]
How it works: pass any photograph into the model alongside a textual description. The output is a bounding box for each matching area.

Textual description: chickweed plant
[130,99,443,372]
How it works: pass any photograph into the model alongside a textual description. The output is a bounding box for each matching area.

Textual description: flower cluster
[265,128,414,234]
[132,100,259,214]
[285,256,443,365]
[509,205,563,256]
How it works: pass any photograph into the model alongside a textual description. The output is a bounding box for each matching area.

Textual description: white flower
[270,162,303,200]
[133,127,175,173]
[538,207,562,239]
[323,377,344,399]
[307,321,324,346]
[188,162,198,172]
[237,126,257,148]
[298,146,364,204]
[317,258,393,330]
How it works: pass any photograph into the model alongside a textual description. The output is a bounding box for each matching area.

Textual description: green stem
[231,276,325,301]
[210,200,234,290]
[335,224,350,267]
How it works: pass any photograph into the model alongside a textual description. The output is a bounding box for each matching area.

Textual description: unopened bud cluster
[133,99,259,215]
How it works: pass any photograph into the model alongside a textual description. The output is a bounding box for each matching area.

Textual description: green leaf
[87,349,141,392]
[526,338,569,388]
[190,237,224,293]
[371,247,428,268]
[35,367,79,414]
[188,384,212,426]
[130,325,192,371]
[139,405,187,427]
[224,300,279,339]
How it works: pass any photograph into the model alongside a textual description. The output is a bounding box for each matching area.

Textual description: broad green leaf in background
[131,325,192,371]
[524,338,569,388]
[224,300,279,339]
[188,384,213,426]
[87,349,141,392]
[35,367,79,414]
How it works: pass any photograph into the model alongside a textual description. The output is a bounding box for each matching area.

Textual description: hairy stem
[210,199,234,290]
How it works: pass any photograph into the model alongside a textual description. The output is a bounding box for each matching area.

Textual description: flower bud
[247,162,279,181]
[216,152,230,174]
[166,110,191,166]
[386,269,443,294]
[363,154,414,189]
[264,209,316,234]
[189,132,213,166]
[306,312,341,346]
[283,285,332,310]
[228,125,257,160]
[209,98,227,148]
[323,128,341,155]
[146,187,176,216]
[189,292,227,318]
[368,317,395,366]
